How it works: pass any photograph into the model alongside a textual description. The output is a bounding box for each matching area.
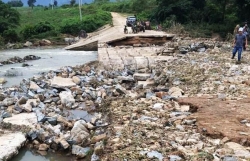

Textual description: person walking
[232,27,247,63]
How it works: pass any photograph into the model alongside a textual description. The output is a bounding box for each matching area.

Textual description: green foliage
[0,35,4,47]
[20,22,55,39]
[34,22,54,33]
[0,1,20,34]
[20,25,36,39]
[94,0,110,4]
[61,4,72,8]
[54,0,58,7]
[7,0,24,7]
[60,10,112,35]
[70,0,76,6]
[136,11,152,21]
[3,29,19,43]
[153,0,193,23]
[131,0,144,12]
[100,1,132,13]
[27,0,36,8]
[30,30,59,39]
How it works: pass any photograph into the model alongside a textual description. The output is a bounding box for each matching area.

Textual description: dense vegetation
[7,0,23,7]
[100,0,250,38]
[1,0,250,47]
[0,1,112,46]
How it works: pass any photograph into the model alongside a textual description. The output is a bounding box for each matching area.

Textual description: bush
[20,25,36,39]
[0,36,4,46]
[34,22,54,33]
[100,2,132,13]
[2,29,19,43]
[21,22,56,40]
[60,10,112,35]
[30,30,59,39]
[61,4,72,8]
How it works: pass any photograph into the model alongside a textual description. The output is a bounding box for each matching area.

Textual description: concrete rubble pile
[1,37,250,161]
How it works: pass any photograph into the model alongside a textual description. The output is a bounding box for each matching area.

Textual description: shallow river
[0,47,97,161]
[0,47,97,87]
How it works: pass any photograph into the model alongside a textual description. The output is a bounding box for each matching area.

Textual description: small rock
[38,144,49,151]
[0,78,7,84]
[91,134,107,143]
[94,141,104,155]
[72,145,90,158]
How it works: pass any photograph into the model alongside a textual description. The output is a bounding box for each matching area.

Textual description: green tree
[0,1,20,34]
[27,0,36,9]
[7,0,24,7]
[94,0,109,4]
[70,0,76,6]
[153,0,193,23]
[54,0,58,7]
[131,0,156,13]
[234,0,250,22]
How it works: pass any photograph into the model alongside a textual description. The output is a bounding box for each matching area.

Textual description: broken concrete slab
[3,113,37,128]
[50,76,76,88]
[0,131,26,161]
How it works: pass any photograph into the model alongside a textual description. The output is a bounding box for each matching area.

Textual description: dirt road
[65,12,168,50]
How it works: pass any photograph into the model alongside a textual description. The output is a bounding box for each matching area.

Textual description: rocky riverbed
[1,36,250,161]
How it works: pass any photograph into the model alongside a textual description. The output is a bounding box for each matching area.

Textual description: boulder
[224,142,250,158]
[169,87,184,98]
[22,99,39,112]
[2,98,15,106]
[59,139,70,149]
[29,81,40,90]
[59,91,75,108]
[72,76,81,85]
[23,41,33,47]
[70,120,90,144]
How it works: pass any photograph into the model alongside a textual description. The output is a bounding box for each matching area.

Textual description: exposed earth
[1,12,250,161]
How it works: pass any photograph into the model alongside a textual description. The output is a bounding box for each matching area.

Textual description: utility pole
[51,0,54,10]
[79,0,82,21]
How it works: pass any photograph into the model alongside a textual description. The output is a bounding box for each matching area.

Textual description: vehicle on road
[126,16,136,27]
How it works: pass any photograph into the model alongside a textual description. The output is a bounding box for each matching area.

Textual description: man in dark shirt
[232,27,248,63]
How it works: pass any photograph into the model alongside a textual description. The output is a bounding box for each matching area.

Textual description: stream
[0,47,97,87]
[0,47,97,161]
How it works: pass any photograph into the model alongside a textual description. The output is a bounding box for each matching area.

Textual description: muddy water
[0,47,97,161]
[11,147,75,161]
[0,47,97,87]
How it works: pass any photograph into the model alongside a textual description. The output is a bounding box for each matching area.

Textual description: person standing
[233,24,240,35]
[232,27,247,63]
[243,22,249,50]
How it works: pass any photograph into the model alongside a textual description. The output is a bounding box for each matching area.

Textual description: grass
[16,7,82,32]
[11,5,112,43]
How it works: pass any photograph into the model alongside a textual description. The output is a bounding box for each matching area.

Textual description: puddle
[11,147,75,161]
[65,109,94,122]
